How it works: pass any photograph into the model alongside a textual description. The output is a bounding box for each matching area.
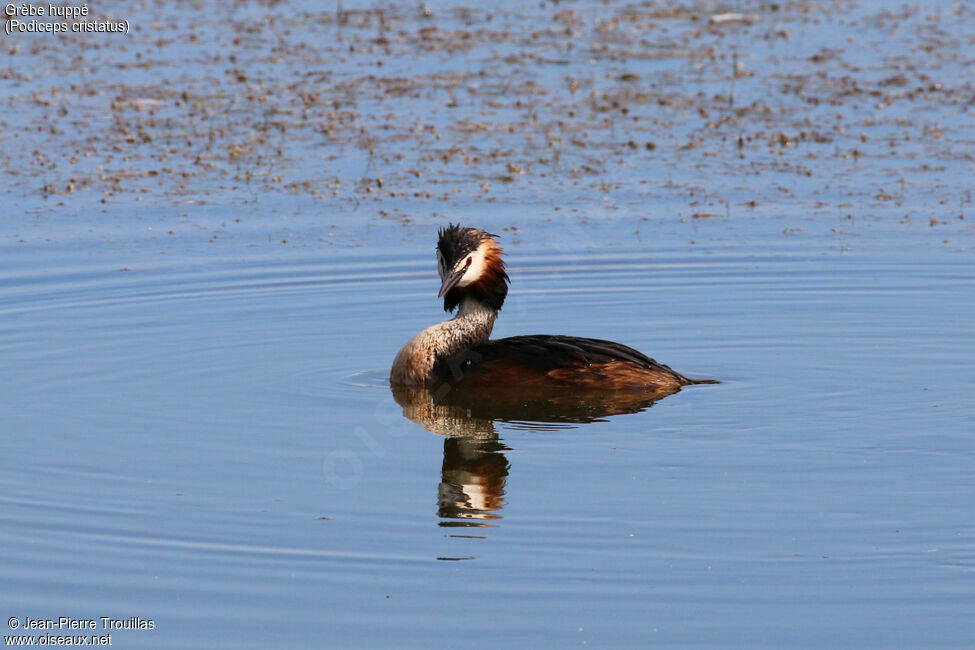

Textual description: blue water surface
[1,0,973,647]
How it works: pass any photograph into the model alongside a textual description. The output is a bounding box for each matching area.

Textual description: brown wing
[432,335,693,390]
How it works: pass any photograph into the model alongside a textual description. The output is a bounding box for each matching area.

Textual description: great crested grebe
[391,224,712,391]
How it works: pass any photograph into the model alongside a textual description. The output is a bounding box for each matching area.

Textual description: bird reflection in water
[391,382,681,528]
[438,436,509,525]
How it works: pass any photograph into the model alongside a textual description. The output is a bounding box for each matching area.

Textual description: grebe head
[436,224,509,313]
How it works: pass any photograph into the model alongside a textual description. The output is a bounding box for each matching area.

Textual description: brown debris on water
[0,0,969,248]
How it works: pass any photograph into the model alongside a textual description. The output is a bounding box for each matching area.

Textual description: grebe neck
[390,297,498,385]
[450,297,498,341]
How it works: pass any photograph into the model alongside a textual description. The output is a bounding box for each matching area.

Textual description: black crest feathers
[437,224,509,313]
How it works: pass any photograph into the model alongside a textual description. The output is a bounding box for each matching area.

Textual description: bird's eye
[465,257,472,267]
